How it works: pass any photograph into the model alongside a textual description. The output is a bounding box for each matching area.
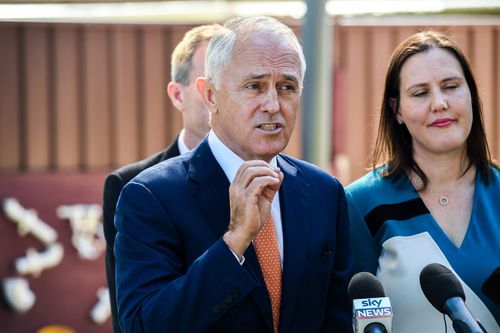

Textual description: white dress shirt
[177,128,190,155]
[208,130,284,265]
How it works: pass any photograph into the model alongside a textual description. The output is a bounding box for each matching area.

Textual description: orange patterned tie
[253,215,282,333]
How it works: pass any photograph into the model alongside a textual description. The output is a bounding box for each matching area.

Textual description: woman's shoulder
[481,164,500,189]
[346,166,391,194]
[489,164,500,179]
[345,166,417,209]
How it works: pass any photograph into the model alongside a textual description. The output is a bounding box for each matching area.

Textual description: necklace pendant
[439,196,449,206]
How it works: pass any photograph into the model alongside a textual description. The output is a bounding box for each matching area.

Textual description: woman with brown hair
[346,30,500,332]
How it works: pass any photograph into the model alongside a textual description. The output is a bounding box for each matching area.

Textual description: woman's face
[396,48,473,159]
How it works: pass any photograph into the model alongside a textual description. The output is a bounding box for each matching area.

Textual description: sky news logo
[355,307,393,318]
[353,297,393,319]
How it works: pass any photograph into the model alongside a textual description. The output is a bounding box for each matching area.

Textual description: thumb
[268,168,283,193]
[262,169,284,201]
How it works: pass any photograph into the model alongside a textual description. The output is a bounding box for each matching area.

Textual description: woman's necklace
[438,195,449,206]
[427,187,450,206]
[426,169,475,207]
[409,168,475,207]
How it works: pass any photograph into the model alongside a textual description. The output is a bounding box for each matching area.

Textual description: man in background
[102,23,220,333]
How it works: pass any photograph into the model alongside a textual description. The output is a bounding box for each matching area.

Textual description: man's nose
[262,88,280,113]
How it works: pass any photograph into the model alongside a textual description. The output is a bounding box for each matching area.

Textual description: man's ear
[167,81,185,112]
[389,97,403,125]
[196,77,217,113]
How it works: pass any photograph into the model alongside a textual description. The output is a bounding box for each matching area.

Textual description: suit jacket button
[212,305,220,314]
[225,295,233,303]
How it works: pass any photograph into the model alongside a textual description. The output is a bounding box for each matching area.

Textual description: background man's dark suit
[102,137,179,333]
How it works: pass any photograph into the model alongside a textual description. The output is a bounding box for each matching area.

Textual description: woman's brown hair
[372,30,495,188]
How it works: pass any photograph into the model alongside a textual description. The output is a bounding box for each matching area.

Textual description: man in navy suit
[114,16,354,333]
[103,23,220,333]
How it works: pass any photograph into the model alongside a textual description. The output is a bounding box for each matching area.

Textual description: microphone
[481,266,500,307]
[348,272,393,333]
[420,263,486,333]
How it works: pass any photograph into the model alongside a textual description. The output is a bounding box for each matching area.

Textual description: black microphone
[420,263,486,333]
[348,272,393,333]
[481,267,500,307]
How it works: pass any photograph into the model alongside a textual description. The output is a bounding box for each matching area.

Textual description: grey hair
[205,16,306,89]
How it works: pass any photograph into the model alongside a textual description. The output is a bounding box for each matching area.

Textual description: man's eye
[245,83,259,90]
[279,83,296,92]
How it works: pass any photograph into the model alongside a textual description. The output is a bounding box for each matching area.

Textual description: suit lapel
[277,155,310,332]
[187,139,230,239]
[244,243,274,331]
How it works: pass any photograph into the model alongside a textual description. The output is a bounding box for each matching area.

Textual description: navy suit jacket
[114,138,354,333]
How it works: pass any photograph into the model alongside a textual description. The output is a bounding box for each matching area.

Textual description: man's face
[182,41,210,140]
[210,34,302,162]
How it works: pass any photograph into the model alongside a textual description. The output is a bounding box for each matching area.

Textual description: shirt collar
[208,130,277,183]
[177,128,190,155]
